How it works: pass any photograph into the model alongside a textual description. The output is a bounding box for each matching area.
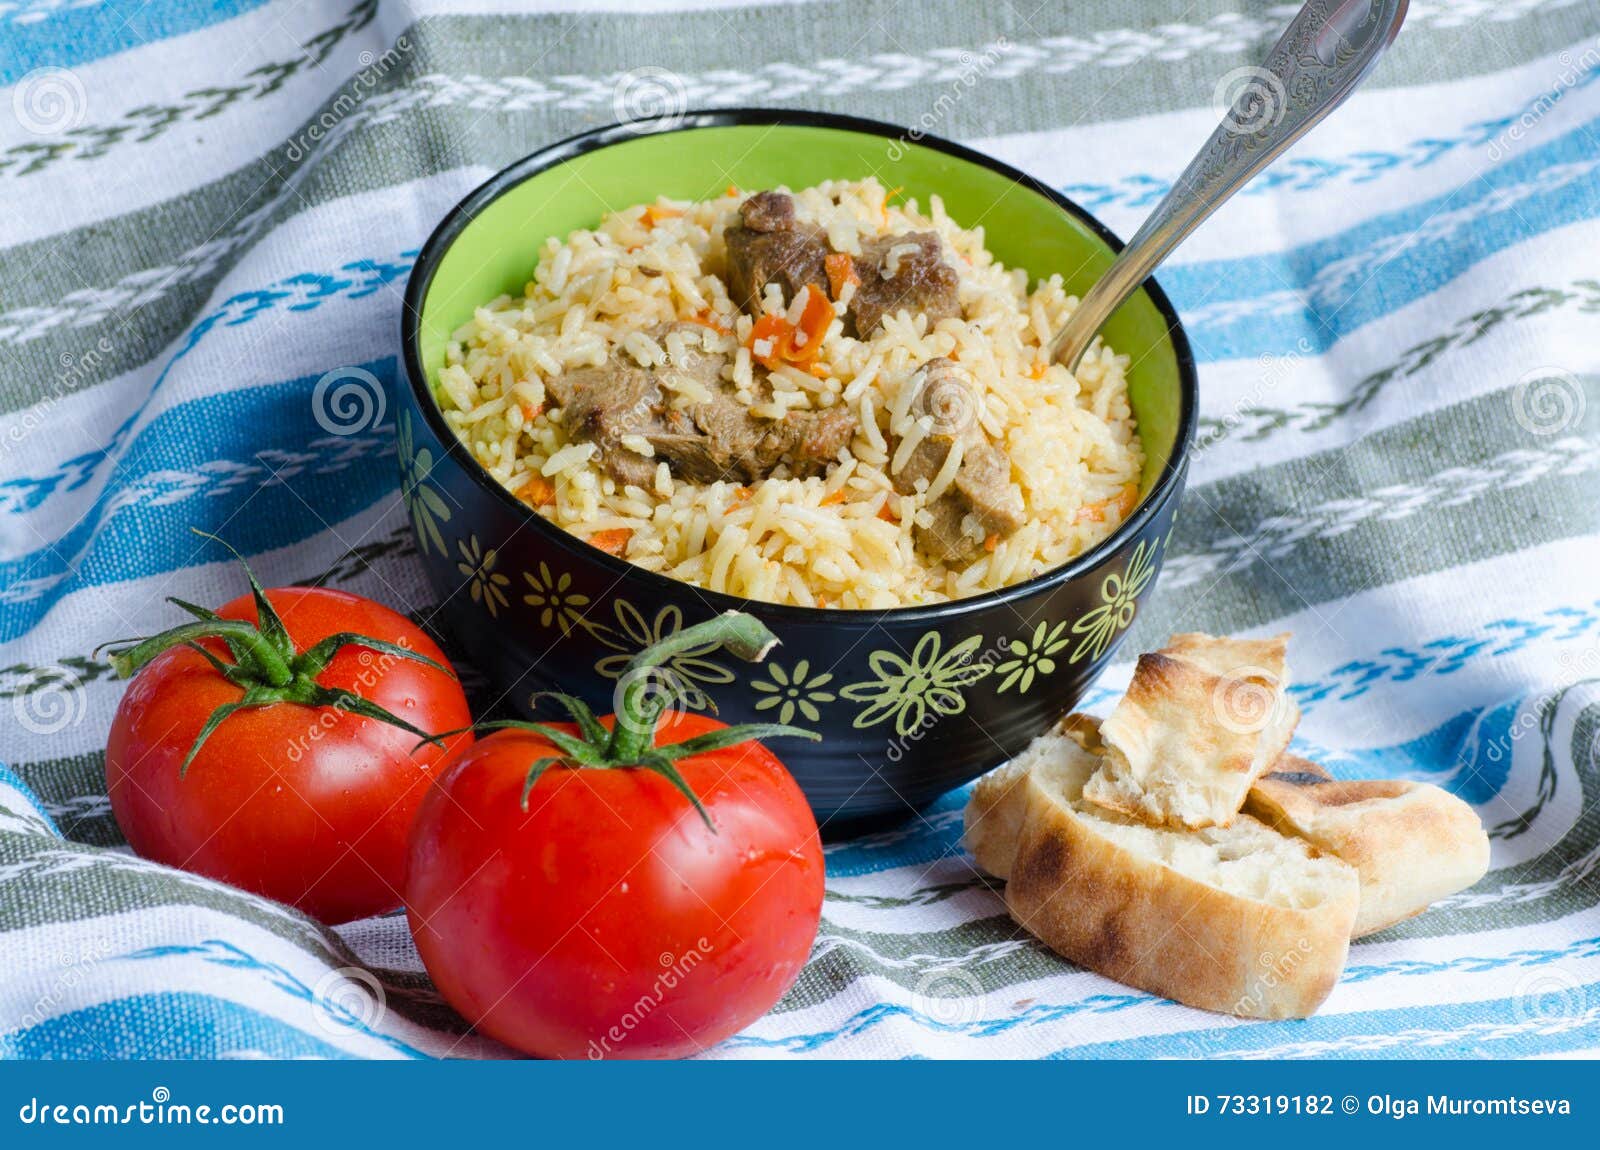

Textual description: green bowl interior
[417,123,1184,492]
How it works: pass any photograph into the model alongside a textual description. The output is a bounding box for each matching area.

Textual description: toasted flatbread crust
[1005,766,1358,1020]
[964,722,1101,881]
[1246,757,1491,937]
[1083,633,1298,829]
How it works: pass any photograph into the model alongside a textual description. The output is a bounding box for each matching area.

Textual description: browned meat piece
[849,231,961,337]
[723,192,830,315]
[545,362,665,489]
[651,404,854,484]
[739,190,796,233]
[548,321,856,487]
[889,357,1024,561]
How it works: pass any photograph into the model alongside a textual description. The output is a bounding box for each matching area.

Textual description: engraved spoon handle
[1049,0,1408,372]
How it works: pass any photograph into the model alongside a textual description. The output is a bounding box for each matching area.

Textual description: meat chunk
[739,190,796,233]
[548,321,856,487]
[723,192,830,316]
[890,357,1024,561]
[849,231,961,337]
[653,402,855,484]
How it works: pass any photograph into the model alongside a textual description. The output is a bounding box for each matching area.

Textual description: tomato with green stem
[103,532,473,924]
[405,612,825,1060]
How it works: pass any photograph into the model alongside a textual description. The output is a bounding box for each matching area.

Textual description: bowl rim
[401,107,1198,626]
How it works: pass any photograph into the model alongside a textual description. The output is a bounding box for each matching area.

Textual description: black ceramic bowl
[399,109,1196,829]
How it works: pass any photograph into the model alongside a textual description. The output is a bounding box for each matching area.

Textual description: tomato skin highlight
[106,587,472,924]
[405,713,825,1059]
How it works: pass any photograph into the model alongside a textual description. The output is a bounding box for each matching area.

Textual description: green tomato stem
[605,611,779,762]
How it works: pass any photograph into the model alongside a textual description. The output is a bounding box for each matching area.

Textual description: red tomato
[405,712,824,1059]
[107,587,472,924]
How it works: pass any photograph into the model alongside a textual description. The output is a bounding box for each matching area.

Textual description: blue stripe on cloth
[1158,114,1600,361]
[1,253,416,521]
[0,360,401,643]
[0,993,362,1059]
[728,945,1600,1056]
[0,763,61,836]
[1047,984,1600,1059]
[0,0,274,86]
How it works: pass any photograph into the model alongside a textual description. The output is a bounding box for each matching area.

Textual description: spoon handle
[1050,0,1408,372]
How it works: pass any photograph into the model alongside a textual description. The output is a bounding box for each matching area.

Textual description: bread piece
[1246,756,1491,937]
[964,721,1102,881]
[1002,738,1359,1019]
[1083,632,1299,829]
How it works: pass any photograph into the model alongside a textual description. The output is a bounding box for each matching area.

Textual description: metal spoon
[1049,0,1409,372]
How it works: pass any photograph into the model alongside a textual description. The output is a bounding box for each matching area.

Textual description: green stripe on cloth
[1131,378,1600,646]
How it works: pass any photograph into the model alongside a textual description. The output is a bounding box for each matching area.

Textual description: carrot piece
[732,486,753,503]
[881,186,904,225]
[747,312,792,370]
[877,500,899,523]
[824,252,859,300]
[686,307,730,334]
[819,489,847,506]
[1075,503,1106,524]
[1027,359,1049,380]
[807,362,832,379]
[589,528,631,556]
[641,204,683,228]
[1117,483,1139,517]
[518,400,544,422]
[516,474,557,507]
[984,533,999,553]
[784,287,835,364]
[726,184,739,198]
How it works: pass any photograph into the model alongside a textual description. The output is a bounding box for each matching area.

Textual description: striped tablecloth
[2,0,1598,1060]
